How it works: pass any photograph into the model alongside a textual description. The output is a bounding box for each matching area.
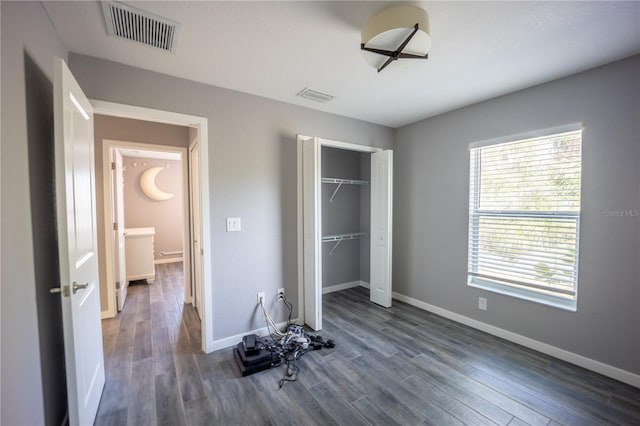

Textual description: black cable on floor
[258,300,333,387]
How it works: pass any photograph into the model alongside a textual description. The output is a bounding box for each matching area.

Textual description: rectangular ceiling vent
[102,1,181,54]
[296,88,335,103]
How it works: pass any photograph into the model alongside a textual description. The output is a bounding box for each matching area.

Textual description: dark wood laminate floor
[96,264,640,425]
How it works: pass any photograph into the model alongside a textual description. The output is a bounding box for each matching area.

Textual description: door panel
[114,150,127,311]
[189,141,203,318]
[370,150,393,307]
[302,137,322,330]
[53,57,105,426]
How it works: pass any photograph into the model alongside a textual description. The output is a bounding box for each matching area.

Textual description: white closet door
[370,150,393,307]
[302,137,322,330]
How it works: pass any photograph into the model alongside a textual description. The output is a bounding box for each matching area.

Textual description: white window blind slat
[471,249,578,269]
[468,129,582,305]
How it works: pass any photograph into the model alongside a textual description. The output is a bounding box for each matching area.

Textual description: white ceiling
[43,1,640,128]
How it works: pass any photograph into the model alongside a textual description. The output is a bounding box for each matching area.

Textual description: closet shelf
[321,177,369,203]
[321,178,369,185]
[322,232,368,255]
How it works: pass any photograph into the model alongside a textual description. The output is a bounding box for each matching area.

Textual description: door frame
[188,137,204,318]
[92,100,214,353]
[111,148,127,312]
[102,140,190,314]
[296,135,382,328]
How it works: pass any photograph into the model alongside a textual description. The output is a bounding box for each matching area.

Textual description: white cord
[260,299,285,337]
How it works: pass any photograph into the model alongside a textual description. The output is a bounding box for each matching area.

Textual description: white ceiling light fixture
[361,5,431,73]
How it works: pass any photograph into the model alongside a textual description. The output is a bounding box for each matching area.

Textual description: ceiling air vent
[102,1,181,54]
[296,88,335,103]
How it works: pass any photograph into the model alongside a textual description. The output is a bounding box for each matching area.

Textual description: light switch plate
[226,217,241,232]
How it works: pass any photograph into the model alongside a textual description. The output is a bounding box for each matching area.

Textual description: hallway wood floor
[95,264,640,425]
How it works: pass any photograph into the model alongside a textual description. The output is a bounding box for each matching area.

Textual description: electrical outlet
[277,288,285,300]
[257,292,265,304]
[478,297,487,311]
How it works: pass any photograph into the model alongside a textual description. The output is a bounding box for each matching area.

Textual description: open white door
[53,57,105,426]
[370,150,393,307]
[112,149,127,311]
[302,137,322,330]
[189,140,203,318]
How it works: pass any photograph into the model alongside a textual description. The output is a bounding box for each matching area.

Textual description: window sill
[468,276,577,312]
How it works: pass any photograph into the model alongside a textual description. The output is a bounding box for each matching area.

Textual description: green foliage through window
[468,130,582,302]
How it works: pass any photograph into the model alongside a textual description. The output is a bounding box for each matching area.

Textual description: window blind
[468,130,582,302]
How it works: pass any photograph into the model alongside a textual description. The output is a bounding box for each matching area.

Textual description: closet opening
[321,147,372,298]
[298,136,393,331]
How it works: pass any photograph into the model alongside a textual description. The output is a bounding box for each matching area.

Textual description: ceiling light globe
[361,5,431,70]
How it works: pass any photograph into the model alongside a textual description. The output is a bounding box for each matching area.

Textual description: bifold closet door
[302,137,322,330]
[370,150,393,308]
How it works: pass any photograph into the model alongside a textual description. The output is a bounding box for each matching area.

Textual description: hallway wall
[123,156,184,262]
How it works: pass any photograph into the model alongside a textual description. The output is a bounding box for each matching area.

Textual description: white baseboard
[211,318,301,351]
[211,279,371,351]
[154,257,183,265]
[100,309,114,319]
[323,280,369,294]
[392,292,640,388]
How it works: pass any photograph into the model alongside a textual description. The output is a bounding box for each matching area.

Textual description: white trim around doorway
[91,100,214,353]
[296,135,381,327]
[101,139,190,316]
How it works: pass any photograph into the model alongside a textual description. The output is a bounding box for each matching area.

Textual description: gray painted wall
[93,114,190,311]
[94,115,191,149]
[394,55,640,374]
[69,54,395,340]
[1,2,67,425]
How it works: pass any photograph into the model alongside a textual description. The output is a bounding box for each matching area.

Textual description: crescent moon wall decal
[140,166,174,201]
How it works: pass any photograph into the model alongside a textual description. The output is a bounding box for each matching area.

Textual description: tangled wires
[258,295,333,387]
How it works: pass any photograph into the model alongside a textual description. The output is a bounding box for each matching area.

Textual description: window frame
[467,124,583,311]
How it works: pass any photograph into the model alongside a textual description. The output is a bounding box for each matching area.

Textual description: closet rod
[321,178,368,203]
[322,232,368,255]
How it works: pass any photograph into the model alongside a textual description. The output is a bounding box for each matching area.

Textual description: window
[468,128,582,310]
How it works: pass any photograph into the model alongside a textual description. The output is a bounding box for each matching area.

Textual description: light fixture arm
[360,45,398,58]
[396,23,420,54]
[360,23,429,73]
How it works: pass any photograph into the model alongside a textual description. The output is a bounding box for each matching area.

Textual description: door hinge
[50,285,70,297]
[111,161,116,170]
[113,222,118,231]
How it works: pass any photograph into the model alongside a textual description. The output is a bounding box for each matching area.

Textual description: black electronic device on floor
[242,334,259,356]
[233,335,279,377]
